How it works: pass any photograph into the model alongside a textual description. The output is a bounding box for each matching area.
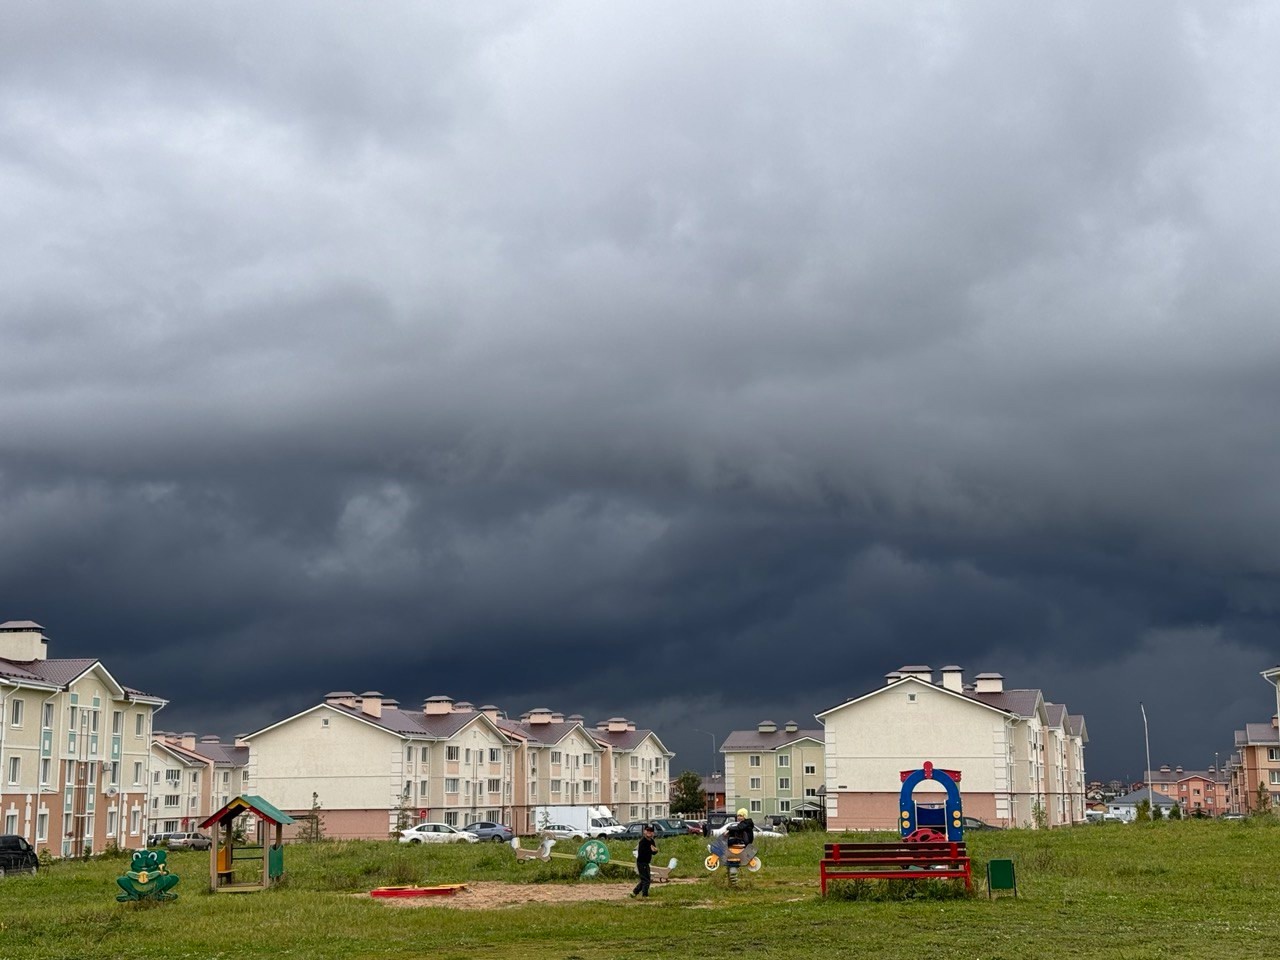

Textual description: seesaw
[509,836,677,881]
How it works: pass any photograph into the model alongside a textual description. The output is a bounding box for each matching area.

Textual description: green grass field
[3,820,1279,960]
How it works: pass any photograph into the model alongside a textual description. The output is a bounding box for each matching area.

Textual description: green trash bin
[986,858,1016,898]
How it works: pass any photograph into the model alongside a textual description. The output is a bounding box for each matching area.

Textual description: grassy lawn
[3,820,1279,960]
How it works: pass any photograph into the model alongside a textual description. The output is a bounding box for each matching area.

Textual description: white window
[419,779,428,797]
[91,710,99,733]
[36,812,48,841]
[133,763,142,785]
[777,755,790,768]
[40,758,51,785]
[42,702,54,729]
[551,751,562,764]
[583,779,593,794]
[222,771,230,785]
[487,779,500,794]
[165,770,180,784]
[406,746,414,762]
[112,710,123,735]
[445,778,459,793]
[631,756,639,769]
[778,778,791,790]
[489,748,500,763]
[446,746,460,761]
[630,780,639,792]
[10,698,24,727]
[110,762,120,785]
[135,713,144,737]
[444,812,459,826]
[749,800,762,813]
[805,787,818,797]
[87,764,96,785]
[421,747,429,762]
[1270,748,1280,762]
[107,810,118,836]
[8,756,20,784]
[165,795,179,807]
[191,771,198,785]
[582,753,593,765]
[1270,771,1280,785]
[749,755,761,767]
[779,800,791,812]
[3,812,16,834]
[130,809,140,834]
[749,777,761,790]
[804,764,816,775]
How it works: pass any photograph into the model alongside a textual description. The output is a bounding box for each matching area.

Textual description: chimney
[626,721,636,731]
[607,717,628,733]
[423,696,454,716]
[884,671,904,685]
[1273,715,1278,729]
[784,721,798,733]
[528,708,553,725]
[200,735,220,744]
[180,731,197,751]
[568,714,584,724]
[325,691,360,708]
[481,704,503,721]
[0,620,50,661]
[940,665,964,693]
[454,701,475,713]
[1175,765,1183,774]
[360,691,383,719]
[551,712,565,723]
[1160,764,1171,773]
[899,664,934,684]
[758,720,777,734]
[973,673,1005,694]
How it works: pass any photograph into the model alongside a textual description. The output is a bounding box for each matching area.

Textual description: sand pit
[365,879,699,910]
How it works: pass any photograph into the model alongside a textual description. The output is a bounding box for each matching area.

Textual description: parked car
[617,820,690,840]
[651,818,695,837]
[398,822,480,844]
[166,832,213,850]
[960,817,1003,832]
[148,831,180,847]
[0,834,39,875]
[463,821,514,843]
[1220,813,1247,821]
[539,822,587,840]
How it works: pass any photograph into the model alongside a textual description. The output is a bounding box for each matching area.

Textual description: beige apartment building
[593,717,672,824]
[817,665,1087,831]
[148,732,248,839]
[1229,718,1280,814]
[720,720,825,822]
[0,620,167,857]
[242,692,671,838]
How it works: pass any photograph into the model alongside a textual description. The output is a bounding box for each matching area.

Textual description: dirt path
[366,879,700,910]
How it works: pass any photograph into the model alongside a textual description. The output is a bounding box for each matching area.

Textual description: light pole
[1140,702,1153,819]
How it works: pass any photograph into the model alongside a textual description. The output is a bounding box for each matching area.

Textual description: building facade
[816,665,1087,831]
[148,732,248,839]
[1,620,166,857]
[721,720,825,822]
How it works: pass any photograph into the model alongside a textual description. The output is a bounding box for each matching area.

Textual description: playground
[5,819,1280,959]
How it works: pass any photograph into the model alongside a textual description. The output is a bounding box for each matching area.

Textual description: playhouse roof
[199,794,296,829]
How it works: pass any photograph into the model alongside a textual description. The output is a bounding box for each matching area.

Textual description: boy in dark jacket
[631,824,658,897]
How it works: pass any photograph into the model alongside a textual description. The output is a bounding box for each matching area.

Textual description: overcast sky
[4,1,1280,782]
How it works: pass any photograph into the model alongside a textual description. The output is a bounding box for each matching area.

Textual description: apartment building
[148,732,248,838]
[243,692,516,839]
[0,620,166,857]
[1145,763,1228,816]
[242,692,673,837]
[720,720,825,822]
[592,716,672,824]
[816,665,1087,831]
[1229,718,1280,814]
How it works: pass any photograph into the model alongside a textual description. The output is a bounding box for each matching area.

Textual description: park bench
[819,841,971,895]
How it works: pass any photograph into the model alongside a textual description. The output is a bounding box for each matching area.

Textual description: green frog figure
[116,848,180,902]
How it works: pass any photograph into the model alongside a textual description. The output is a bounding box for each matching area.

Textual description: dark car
[961,816,1003,832]
[463,820,515,843]
[618,819,687,840]
[0,834,39,875]
[166,832,213,850]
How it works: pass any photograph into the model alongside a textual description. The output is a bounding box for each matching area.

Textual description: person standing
[631,824,658,898]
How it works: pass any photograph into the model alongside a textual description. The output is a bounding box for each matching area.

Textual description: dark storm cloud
[3,2,1280,776]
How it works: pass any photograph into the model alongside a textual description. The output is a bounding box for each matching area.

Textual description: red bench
[820,841,971,895]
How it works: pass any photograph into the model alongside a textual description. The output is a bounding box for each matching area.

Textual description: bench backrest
[824,842,967,859]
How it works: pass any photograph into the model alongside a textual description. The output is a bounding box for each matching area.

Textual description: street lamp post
[1140,702,1153,819]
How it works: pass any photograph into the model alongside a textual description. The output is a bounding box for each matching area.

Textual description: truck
[532,805,625,838]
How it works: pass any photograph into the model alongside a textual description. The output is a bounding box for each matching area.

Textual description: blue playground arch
[898,761,964,842]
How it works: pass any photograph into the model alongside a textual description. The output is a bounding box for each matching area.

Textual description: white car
[540,822,587,840]
[399,822,480,844]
